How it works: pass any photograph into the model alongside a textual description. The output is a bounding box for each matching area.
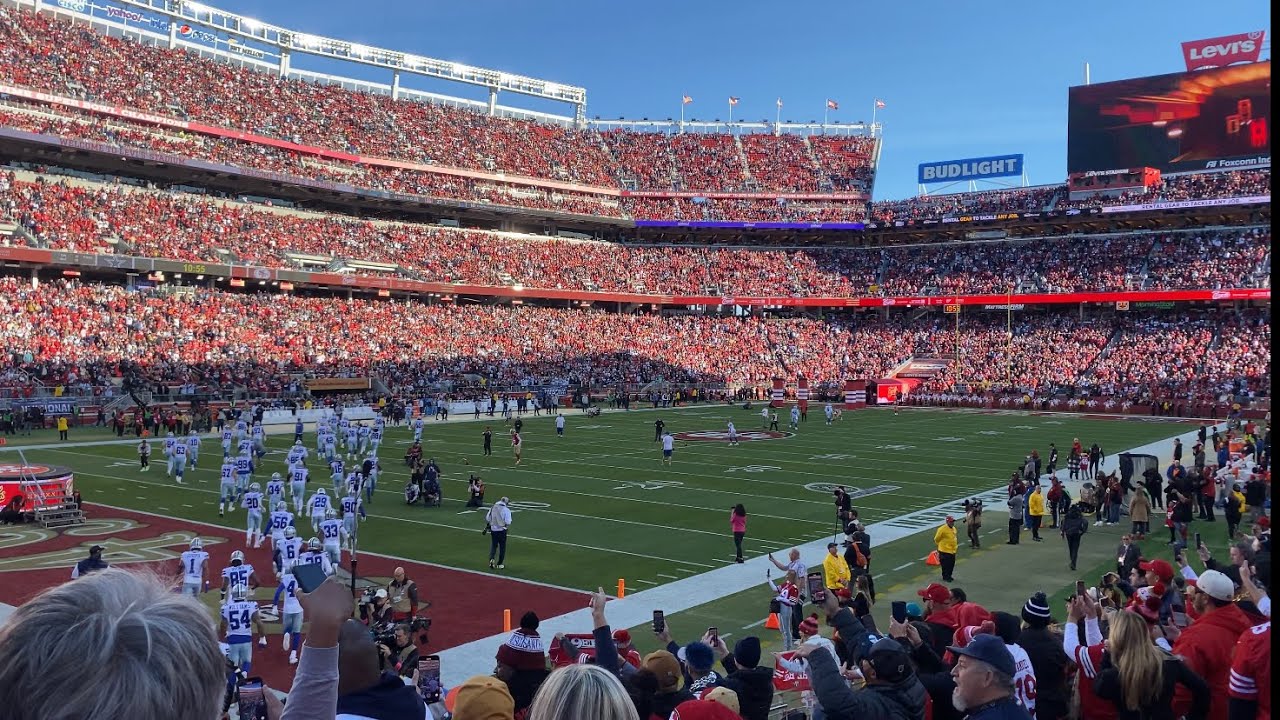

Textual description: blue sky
[205,0,1269,200]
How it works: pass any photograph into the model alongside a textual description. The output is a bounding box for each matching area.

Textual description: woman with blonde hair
[528,663,640,720]
[1093,609,1210,720]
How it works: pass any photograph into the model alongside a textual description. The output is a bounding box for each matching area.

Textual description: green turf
[3,406,1191,593]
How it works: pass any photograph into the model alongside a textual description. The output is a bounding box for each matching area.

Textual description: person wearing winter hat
[712,635,773,720]
[448,675,515,720]
[643,650,694,719]
[612,629,642,669]
[1017,592,1070,720]
[494,611,549,715]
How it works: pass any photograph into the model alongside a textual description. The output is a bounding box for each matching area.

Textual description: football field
[3,404,1193,592]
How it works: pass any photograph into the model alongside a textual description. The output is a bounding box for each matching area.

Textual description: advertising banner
[1182,32,1266,71]
[547,634,596,667]
[917,154,1023,184]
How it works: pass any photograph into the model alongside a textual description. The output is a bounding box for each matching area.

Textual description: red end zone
[0,503,586,690]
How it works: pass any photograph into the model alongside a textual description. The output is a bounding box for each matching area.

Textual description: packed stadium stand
[0,277,1270,405]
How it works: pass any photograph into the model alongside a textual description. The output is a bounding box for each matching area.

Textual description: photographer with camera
[362,588,393,626]
[375,623,419,679]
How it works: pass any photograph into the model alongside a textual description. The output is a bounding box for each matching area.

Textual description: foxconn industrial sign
[1182,31,1265,71]
[918,154,1024,184]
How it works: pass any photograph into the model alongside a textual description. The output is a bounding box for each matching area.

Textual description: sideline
[433,418,1222,685]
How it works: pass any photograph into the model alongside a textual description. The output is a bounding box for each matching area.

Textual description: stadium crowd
[1,174,1271,297]
[1,6,1269,226]
[0,278,1269,407]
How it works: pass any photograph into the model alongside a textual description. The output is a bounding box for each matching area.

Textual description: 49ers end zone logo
[673,430,794,442]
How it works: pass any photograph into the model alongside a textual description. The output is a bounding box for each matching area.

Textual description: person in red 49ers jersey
[1228,621,1270,720]
[1061,595,1117,720]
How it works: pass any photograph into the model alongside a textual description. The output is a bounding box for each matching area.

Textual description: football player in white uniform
[250,422,267,458]
[177,537,209,597]
[341,489,365,551]
[220,426,234,456]
[308,487,331,533]
[170,439,189,484]
[298,536,334,576]
[273,568,305,664]
[186,431,202,469]
[241,482,266,548]
[276,526,303,576]
[290,465,310,515]
[220,583,266,676]
[268,500,294,553]
[219,550,261,599]
[266,472,286,512]
[218,459,238,517]
[318,507,345,567]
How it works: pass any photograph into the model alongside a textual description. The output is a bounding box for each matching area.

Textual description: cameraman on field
[387,567,420,622]
[363,588,393,626]
[376,623,419,679]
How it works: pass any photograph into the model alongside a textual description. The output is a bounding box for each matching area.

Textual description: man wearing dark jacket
[336,620,429,720]
[1018,593,1070,720]
[713,636,774,720]
[794,595,927,720]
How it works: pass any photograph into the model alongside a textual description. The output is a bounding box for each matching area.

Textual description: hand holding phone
[1195,532,1203,549]
[416,655,442,703]
[237,678,268,720]
[291,561,328,594]
[706,626,718,645]
[805,572,827,604]
[652,610,665,634]
[1076,580,1087,597]
[891,600,908,624]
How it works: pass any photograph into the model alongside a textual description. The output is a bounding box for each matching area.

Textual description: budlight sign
[918,154,1024,184]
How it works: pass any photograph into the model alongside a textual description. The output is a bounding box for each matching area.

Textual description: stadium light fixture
[1167,127,1184,138]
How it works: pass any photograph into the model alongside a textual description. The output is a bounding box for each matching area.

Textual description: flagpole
[775,100,781,130]
[728,100,734,128]
[871,99,877,132]
[680,98,685,133]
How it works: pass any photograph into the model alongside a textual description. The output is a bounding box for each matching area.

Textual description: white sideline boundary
[434,418,1224,686]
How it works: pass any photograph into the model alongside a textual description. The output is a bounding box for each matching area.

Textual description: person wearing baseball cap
[792,631,926,720]
[72,545,109,579]
[446,675,514,720]
[948,634,1030,720]
[644,649,694,719]
[1172,569,1263,720]
[611,629,641,669]
[1139,558,1180,621]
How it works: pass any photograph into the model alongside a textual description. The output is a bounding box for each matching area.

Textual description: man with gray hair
[0,568,226,720]
[947,634,1031,720]
[485,496,513,569]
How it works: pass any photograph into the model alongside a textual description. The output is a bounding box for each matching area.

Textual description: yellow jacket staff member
[56,416,70,441]
[1028,488,1047,518]
[822,542,851,590]
[933,516,959,583]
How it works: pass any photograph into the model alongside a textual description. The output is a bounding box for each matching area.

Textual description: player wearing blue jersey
[218,460,238,516]
[242,483,265,547]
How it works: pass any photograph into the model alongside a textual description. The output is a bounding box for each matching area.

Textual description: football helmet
[230,583,248,602]
[230,550,245,566]
[307,537,321,551]
[284,527,297,540]
[189,537,203,551]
